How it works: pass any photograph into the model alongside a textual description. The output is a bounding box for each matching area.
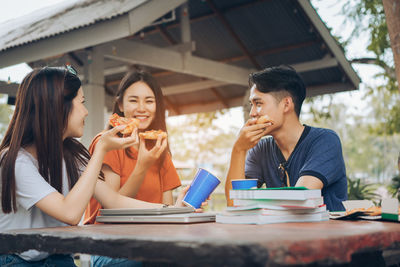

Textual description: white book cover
[230,187,321,200]
[216,211,329,225]
[232,197,324,209]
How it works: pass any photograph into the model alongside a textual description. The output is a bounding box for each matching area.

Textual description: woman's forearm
[118,162,150,197]
[95,180,163,209]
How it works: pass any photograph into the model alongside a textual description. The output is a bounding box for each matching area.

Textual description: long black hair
[0,67,91,213]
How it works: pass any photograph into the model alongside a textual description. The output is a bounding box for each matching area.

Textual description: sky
[0,0,67,82]
[0,0,386,118]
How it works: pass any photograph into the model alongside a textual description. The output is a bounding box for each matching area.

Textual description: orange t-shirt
[84,135,181,224]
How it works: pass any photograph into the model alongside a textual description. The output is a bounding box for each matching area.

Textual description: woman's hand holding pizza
[96,125,138,153]
[109,113,140,136]
[136,131,168,168]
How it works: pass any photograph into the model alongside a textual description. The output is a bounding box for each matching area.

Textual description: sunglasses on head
[65,64,77,76]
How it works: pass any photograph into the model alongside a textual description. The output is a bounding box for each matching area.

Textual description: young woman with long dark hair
[84,69,181,225]
[0,67,189,266]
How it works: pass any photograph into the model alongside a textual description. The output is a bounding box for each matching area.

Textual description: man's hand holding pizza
[234,115,273,152]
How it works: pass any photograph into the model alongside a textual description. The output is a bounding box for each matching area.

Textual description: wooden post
[82,47,105,148]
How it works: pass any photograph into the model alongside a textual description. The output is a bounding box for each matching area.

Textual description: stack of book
[216,187,329,224]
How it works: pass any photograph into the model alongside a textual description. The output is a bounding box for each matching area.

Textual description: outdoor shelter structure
[0,0,360,146]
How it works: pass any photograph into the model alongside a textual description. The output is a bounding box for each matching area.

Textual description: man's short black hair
[249,65,306,117]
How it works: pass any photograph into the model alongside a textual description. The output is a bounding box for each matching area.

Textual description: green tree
[303,91,400,183]
[341,0,395,84]
[167,110,239,211]
[307,0,400,183]
[167,110,239,181]
[339,0,400,134]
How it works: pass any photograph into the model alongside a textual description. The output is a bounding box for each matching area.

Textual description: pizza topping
[109,113,139,135]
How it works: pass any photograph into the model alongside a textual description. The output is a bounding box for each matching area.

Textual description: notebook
[96,212,216,224]
[99,207,195,216]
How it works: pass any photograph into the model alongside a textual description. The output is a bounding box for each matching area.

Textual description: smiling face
[119,81,156,130]
[63,87,88,139]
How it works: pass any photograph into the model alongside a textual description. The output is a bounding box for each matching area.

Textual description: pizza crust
[139,130,168,140]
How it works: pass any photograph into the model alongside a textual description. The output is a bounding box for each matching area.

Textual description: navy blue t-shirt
[245,125,347,211]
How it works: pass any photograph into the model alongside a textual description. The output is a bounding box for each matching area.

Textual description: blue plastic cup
[231,179,258,189]
[183,168,221,209]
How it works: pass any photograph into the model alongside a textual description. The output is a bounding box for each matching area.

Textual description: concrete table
[1,220,400,266]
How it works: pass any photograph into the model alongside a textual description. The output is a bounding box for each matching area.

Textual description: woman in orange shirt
[85,69,181,225]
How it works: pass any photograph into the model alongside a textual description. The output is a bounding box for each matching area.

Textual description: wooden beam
[82,47,105,147]
[210,87,229,108]
[162,80,229,96]
[171,96,243,115]
[164,96,180,115]
[219,40,317,64]
[306,83,354,97]
[102,52,337,89]
[0,81,19,97]
[100,40,253,86]
[291,55,338,73]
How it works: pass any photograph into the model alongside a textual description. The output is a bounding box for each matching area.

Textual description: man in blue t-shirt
[225,66,347,211]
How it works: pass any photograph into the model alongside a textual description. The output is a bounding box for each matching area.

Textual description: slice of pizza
[109,113,140,135]
[139,130,168,140]
[256,114,274,125]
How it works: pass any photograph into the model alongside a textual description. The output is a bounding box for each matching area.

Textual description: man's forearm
[295,175,323,190]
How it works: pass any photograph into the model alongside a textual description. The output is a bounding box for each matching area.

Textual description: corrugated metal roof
[0,0,361,115]
[0,0,147,51]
